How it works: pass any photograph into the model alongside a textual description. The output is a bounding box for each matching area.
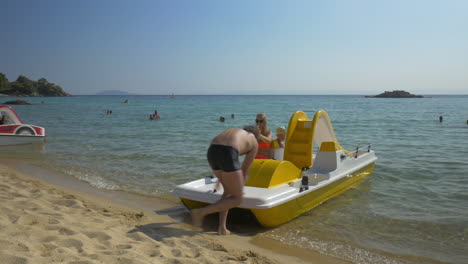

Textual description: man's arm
[241,143,258,182]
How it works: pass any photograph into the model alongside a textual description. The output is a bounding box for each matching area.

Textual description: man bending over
[192,125,258,235]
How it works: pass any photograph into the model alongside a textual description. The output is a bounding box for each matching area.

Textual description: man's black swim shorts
[207,144,241,172]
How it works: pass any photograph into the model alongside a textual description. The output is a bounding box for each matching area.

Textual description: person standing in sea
[255,113,273,159]
[191,125,258,235]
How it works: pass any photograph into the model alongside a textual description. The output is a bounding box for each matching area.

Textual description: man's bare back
[210,128,257,156]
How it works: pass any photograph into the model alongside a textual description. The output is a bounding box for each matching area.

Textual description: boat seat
[308,141,340,174]
[246,159,301,188]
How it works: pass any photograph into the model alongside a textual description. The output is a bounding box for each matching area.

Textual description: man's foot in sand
[191,209,204,228]
[218,227,231,235]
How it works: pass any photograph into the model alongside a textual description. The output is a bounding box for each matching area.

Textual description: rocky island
[0,73,71,97]
[365,90,423,98]
[3,99,32,105]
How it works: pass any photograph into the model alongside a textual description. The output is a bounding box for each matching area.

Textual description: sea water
[2,95,467,264]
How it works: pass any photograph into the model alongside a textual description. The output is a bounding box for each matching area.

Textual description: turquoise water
[2,95,467,264]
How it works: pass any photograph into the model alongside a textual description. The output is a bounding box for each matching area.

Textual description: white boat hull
[0,134,46,146]
[174,150,377,209]
[174,151,376,227]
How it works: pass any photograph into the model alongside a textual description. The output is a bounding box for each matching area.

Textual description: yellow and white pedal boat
[172,110,377,227]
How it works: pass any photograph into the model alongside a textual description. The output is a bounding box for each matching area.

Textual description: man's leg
[191,170,244,231]
[218,192,230,235]
[214,170,231,235]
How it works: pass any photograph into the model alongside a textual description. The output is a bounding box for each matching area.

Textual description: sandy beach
[0,160,348,264]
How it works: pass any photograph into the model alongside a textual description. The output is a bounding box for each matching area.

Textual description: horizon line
[74,93,468,96]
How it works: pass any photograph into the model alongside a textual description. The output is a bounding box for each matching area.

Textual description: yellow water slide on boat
[284,110,347,169]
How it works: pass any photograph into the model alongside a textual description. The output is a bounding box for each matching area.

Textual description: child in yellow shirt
[270,127,286,159]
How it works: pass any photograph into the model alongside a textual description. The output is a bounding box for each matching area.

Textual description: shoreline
[0,158,349,264]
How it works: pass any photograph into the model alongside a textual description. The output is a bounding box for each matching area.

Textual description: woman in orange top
[255,113,273,159]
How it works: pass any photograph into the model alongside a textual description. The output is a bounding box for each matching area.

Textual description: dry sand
[0,161,348,264]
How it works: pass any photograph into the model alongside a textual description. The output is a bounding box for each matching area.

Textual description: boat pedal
[299,176,309,192]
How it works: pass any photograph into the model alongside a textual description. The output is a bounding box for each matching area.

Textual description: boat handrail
[342,143,372,159]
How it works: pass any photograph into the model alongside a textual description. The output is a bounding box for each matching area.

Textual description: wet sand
[0,158,349,264]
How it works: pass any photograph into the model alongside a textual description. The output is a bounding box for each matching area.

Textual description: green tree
[10,81,35,95]
[15,75,37,95]
[37,78,50,95]
[16,75,32,84]
[0,73,9,92]
[0,74,70,96]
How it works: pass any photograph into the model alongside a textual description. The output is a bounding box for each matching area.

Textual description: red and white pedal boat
[0,105,46,146]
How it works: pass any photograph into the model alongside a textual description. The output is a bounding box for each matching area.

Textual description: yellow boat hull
[181,163,375,227]
[251,163,374,227]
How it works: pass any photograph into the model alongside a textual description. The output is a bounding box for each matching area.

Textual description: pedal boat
[0,105,46,146]
[172,110,377,227]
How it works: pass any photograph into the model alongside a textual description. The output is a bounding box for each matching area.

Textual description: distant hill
[0,73,71,97]
[366,90,423,98]
[95,90,132,95]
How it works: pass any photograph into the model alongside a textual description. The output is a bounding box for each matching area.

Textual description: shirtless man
[192,125,258,235]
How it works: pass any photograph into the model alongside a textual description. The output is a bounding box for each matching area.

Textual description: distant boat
[170,93,176,98]
[0,105,46,146]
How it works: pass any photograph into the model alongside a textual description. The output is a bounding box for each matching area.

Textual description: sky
[1,0,467,95]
